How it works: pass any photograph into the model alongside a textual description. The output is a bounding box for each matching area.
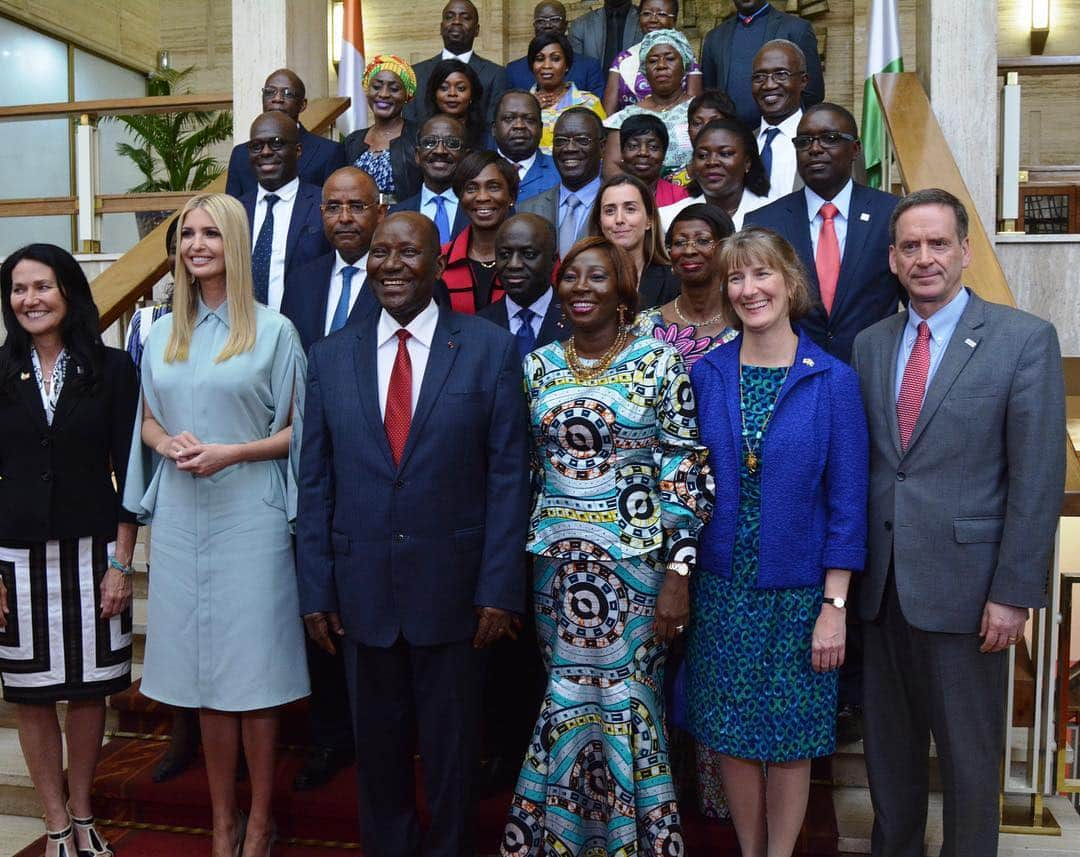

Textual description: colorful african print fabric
[534,83,606,156]
[634,307,737,369]
[685,365,836,763]
[502,336,712,856]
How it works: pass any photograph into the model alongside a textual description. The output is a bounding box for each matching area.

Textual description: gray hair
[755,39,807,73]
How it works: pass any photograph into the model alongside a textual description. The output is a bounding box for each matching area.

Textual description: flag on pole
[337,0,368,136]
[862,0,903,189]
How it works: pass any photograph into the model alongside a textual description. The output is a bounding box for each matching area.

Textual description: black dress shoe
[292,746,354,791]
[153,708,201,783]
[836,703,864,746]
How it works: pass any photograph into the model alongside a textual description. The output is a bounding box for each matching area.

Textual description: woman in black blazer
[0,244,139,857]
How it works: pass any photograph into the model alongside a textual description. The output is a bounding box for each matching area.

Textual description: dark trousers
[344,636,483,857]
[862,579,1007,857]
[838,575,863,708]
[305,636,353,751]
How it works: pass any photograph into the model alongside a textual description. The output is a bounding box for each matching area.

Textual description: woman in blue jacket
[686,227,868,857]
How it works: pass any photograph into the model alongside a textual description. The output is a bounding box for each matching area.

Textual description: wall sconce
[1031,0,1050,54]
[332,1,344,66]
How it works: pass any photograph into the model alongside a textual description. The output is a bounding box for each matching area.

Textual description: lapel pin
[20,372,30,381]
[964,338,977,349]
[860,212,871,222]
[448,340,456,350]
[802,358,815,367]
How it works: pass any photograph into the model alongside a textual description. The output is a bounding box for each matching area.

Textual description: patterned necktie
[760,127,781,177]
[897,321,931,450]
[431,195,451,245]
[816,203,841,315]
[329,266,358,334]
[384,330,413,466]
[252,193,280,305]
[515,307,537,360]
[559,193,582,259]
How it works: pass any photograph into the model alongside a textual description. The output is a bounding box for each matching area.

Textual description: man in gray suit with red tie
[851,188,1065,857]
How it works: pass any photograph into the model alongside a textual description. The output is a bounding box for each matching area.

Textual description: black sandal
[66,805,114,857]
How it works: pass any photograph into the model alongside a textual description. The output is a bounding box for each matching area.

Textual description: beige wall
[0,0,160,71]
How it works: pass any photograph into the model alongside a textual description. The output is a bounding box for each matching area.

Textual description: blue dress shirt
[893,286,970,403]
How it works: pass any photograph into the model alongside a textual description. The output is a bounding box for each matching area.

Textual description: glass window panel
[0,216,72,257]
[0,18,68,104]
[100,212,140,254]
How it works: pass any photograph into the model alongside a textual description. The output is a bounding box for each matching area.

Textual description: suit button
[395,533,405,542]
[884,520,893,531]
[394,480,405,489]
[41,471,52,482]
[827,332,835,340]
[896,471,906,481]
[40,436,50,448]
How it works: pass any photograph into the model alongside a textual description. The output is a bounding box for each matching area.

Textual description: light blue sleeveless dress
[123,300,310,711]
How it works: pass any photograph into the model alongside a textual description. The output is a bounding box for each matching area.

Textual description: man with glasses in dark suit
[389,115,471,245]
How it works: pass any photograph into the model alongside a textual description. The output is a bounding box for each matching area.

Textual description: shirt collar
[740,2,771,24]
[499,149,537,176]
[257,175,300,202]
[505,286,554,319]
[759,108,803,138]
[377,298,439,349]
[333,250,368,279]
[560,173,602,208]
[805,178,854,223]
[906,286,970,345]
[441,48,474,63]
[421,184,457,207]
[195,297,231,328]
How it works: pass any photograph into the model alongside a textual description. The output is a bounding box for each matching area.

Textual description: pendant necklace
[739,364,790,474]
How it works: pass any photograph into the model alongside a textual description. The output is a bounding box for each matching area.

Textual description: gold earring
[618,305,627,326]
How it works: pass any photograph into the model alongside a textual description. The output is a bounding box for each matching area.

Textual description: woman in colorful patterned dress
[529,31,605,155]
[501,235,712,857]
[687,228,868,857]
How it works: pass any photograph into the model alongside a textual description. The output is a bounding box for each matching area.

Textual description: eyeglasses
[321,201,378,217]
[534,15,565,26]
[750,70,800,85]
[792,131,858,150]
[640,10,677,21]
[418,135,464,151]
[670,237,717,251]
[245,136,294,154]
[552,134,597,148]
[261,86,303,100]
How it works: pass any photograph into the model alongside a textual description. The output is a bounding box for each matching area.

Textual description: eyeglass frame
[791,131,859,151]
[418,135,465,151]
[669,237,718,252]
[320,201,379,217]
[261,86,303,100]
[245,136,296,154]
[749,69,803,85]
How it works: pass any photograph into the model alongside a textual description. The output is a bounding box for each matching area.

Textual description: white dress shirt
[505,288,553,338]
[252,176,299,311]
[658,189,769,232]
[377,299,439,419]
[805,178,853,258]
[442,48,474,63]
[419,185,460,238]
[757,109,802,203]
[500,149,537,178]
[324,251,369,336]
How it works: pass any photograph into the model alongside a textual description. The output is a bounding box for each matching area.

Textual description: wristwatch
[822,596,847,609]
[666,561,692,578]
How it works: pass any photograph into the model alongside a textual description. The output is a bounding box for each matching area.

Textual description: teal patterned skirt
[685,365,836,762]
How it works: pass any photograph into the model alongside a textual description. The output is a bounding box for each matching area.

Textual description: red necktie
[384,330,412,465]
[816,202,840,315]
[896,321,931,450]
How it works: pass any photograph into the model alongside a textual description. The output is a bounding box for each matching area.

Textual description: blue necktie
[252,193,280,304]
[559,193,582,259]
[515,307,537,359]
[431,195,451,245]
[760,127,781,178]
[329,265,359,333]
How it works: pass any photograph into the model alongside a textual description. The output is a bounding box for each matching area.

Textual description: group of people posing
[0,3,1067,857]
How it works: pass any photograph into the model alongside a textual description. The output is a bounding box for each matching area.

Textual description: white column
[75,114,101,253]
[916,0,997,236]
[231,0,330,141]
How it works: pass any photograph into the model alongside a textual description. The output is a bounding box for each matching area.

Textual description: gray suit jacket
[568,7,642,64]
[517,184,592,250]
[851,291,1065,633]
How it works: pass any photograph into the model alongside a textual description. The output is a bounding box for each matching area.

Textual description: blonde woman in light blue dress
[124,193,308,857]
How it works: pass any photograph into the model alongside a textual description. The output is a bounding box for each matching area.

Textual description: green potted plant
[108,66,233,237]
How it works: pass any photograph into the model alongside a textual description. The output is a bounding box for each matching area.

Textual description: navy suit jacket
[280,251,381,353]
[700,10,824,128]
[745,183,903,363]
[404,53,507,125]
[517,152,561,203]
[505,54,607,98]
[295,306,531,647]
[389,189,470,243]
[226,126,347,198]
[477,291,569,347]
[240,181,331,299]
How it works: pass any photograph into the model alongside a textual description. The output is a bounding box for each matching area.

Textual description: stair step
[0,814,43,856]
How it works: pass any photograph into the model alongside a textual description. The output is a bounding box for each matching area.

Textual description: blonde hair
[165,193,258,363]
[715,227,813,330]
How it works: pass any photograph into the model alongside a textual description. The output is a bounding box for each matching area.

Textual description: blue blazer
[240,181,331,291]
[295,306,531,647]
[505,55,607,99]
[280,251,381,353]
[226,125,347,198]
[691,330,868,589]
[745,183,904,364]
[389,189,470,243]
[517,152,561,203]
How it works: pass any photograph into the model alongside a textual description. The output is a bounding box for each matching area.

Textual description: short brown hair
[715,227,813,330]
[557,235,640,318]
[889,187,969,244]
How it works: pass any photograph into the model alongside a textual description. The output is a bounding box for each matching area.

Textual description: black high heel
[67,805,113,857]
[45,823,76,857]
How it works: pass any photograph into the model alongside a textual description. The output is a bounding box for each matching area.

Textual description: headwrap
[362,54,417,101]
[638,28,696,71]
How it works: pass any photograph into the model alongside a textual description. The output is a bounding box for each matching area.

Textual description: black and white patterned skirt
[0,537,132,704]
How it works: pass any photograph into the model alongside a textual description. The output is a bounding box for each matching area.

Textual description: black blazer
[226,125,347,199]
[404,53,508,125]
[745,183,904,363]
[280,251,381,353]
[639,262,680,311]
[0,347,139,542]
[342,121,421,201]
[477,292,569,347]
[389,189,470,244]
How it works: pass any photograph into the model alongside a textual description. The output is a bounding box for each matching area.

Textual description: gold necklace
[673,296,726,328]
[738,364,790,474]
[565,326,631,382]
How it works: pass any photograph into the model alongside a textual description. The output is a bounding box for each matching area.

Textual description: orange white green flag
[336,0,368,135]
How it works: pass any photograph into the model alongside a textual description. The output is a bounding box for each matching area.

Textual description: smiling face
[725,252,792,335]
[247,112,301,191]
[552,110,603,190]
[441,0,479,53]
[669,218,720,288]
[532,42,569,92]
[493,92,542,161]
[638,0,678,34]
[179,206,226,287]
[415,115,468,192]
[436,72,473,118]
[643,43,685,98]
[460,163,513,232]
[752,44,808,124]
[598,183,649,257]
[558,246,621,334]
[368,214,446,325]
[889,203,971,317]
[321,168,383,263]
[620,130,665,185]
[796,107,860,200]
[366,70,408,121]
[495,215,556,306]
[261,69,307,122]
[9,259,68,340]
[690,127,750,202]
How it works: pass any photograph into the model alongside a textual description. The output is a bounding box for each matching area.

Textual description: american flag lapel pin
[860,212,871,222]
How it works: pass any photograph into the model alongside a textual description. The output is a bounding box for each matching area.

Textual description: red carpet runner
[15,680,838,855]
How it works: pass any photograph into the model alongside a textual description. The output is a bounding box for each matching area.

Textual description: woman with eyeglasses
[422,58,487,149]
[343,55,421,201]
[528,31,605,155]
[616,113,688,207]
[601,0,702,115]
[659,118,771,232]
[439,151,519,314]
